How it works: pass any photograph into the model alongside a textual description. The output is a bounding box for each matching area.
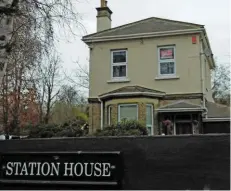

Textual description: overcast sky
[57,0,230,75]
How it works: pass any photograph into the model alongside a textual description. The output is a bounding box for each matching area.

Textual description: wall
[0,135,229,190]
[89,34,201,98]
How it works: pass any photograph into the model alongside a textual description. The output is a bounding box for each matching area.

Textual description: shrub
[28,120,88,138]
[94,120,148,136]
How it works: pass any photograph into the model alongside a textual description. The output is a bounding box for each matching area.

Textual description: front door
[175,122,193,135]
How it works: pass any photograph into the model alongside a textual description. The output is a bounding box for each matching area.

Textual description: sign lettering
[0,152,124,187]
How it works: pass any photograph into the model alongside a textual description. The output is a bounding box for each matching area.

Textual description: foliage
[28,119,88,138]
[94,120,148,136]
[212,63,230,105]
[51,101,88,125]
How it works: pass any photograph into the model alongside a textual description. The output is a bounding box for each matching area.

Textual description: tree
[212,63,230,106]
[64,60,89,90]
[0,0,85,134]
[30,52,62,124]
[51,85,88,124]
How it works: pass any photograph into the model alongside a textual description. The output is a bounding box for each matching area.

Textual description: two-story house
[82,1,230,135]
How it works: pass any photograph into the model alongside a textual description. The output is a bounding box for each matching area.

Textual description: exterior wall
[89,34,201,98]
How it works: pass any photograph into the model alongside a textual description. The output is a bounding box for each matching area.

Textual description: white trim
[203,118,230,122]
[157,108,204,113]
[108,105,112,125]
[146,104,154,136]
[99,91,165,99]
[98,98,103,130]
[111,50,128,80]
[107,78,130,83]
[118,104,138,122]
[155,76,180,80]
[158,45,176,77]
[83,29,203,42]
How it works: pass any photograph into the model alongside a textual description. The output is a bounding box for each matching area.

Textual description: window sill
[155,76,180,80]
[107,78,131,83]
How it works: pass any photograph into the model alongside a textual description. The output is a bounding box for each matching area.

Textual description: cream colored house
[82,1,230,135]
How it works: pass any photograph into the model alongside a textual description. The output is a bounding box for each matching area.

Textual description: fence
[0,134,230,190]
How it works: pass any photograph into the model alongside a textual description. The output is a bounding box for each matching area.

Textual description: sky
[57,0,230,83]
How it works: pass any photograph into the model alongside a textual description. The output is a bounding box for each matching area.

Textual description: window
[146,104,153,135]
[111,50,127,79]
[158,46,176,76]
[118,104,138,122]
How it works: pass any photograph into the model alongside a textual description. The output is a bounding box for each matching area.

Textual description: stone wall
[88,103,101,134]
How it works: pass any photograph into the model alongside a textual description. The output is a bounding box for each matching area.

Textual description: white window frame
[146,104,154,136]
[111,50,128,80]
[118,104,138,122]
[108,106,112,125]
[158,46,176,76]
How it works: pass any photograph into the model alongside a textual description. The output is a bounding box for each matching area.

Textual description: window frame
[111,50,128,80]
[158,46,176,76]
[118,104,138,122]
[146,104,154,136]
[108,105,112,125]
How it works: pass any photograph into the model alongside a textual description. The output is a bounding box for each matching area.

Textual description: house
[82,0,230,135]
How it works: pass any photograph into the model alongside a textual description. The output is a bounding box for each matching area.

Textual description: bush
[94,120,148,136]
[28,120,88,138]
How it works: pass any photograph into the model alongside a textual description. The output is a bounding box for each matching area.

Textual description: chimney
[96,0,113,32]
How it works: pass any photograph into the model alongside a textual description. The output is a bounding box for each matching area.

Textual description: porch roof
[99,85,165,99]
[157,100,204,113]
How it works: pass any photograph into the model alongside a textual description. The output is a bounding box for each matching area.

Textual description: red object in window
[192,36,197,44]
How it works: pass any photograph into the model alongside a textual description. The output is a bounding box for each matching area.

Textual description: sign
[0,151,124,188]
[160,48,174,60]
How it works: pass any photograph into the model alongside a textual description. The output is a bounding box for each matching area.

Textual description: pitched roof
[99,85,165,97]
[159,100,202,109]
[206,101,230,118]
[83,17,204,39]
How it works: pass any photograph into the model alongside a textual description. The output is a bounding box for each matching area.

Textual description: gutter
[200,28,216,69]
[82,29,203,43]
[98,98,103,130]
[99,92,166,99]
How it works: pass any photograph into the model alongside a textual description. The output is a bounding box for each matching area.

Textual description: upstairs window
[111,50,127,79]
[158,46,176,76]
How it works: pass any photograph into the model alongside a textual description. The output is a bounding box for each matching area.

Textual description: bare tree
[30,52,62,124]
[0,0,86,134]
[64,60,89,90]
[212,63,230,106]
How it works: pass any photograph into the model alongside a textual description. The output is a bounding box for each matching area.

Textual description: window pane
[119,105,137,121]
[113,51,126,63]
[159,47,174,60]
[146,105,152,125]
[113,65,126,77]
[160,62,175,75]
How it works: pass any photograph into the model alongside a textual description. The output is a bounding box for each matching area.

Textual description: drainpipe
[98,98,103,130]
[200,35,208,118]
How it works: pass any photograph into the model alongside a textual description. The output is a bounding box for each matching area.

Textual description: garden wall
[0,134,230,190]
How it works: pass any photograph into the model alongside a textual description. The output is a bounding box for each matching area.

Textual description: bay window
[158,46,176,76]
[111,50,127,79]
